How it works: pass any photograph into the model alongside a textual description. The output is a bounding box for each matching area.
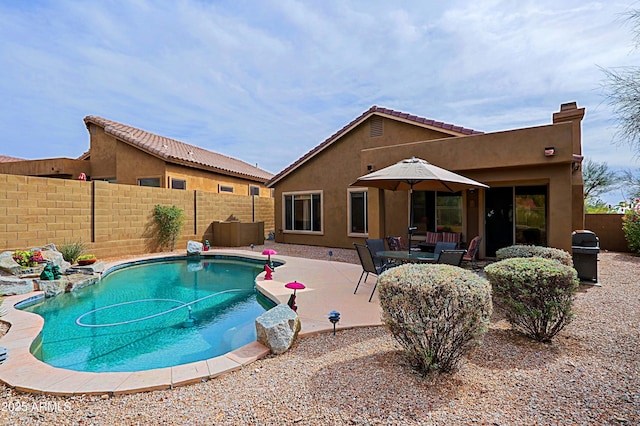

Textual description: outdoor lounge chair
[354,243,390,302]
[462,236,482,269]
[436,249,466,266]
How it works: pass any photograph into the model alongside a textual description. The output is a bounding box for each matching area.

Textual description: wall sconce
[572,161,581,172]
[544,147,555,157]
[367,164,374,171]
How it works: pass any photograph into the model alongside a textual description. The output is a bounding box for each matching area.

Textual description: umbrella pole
[408,185,416,254]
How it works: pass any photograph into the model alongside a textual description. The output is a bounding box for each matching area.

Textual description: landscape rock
[0,276,36,296]
[0,252,21,276]
[37,279,67,297]
[40,250,71,272]
[67,274,100,292]
[187,240,203,255]
[255,303,301,355]
[67,261,105,274]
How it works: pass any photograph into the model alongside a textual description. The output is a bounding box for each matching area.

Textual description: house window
[219,185,234,193]
[138,177,161,187]
[348,189,368,236]
[283,191,322,233]
[249,185,260,196]
[171,178,186,190]
[515,185,547,246]
[436,192,463,233]
[411,191,462,234]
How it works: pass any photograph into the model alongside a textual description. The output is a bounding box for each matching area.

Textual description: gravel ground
[0,246,638,425]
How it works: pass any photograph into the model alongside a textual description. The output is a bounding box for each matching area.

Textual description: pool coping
[0,250,382,395]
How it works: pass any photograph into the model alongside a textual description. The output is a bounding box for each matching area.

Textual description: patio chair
[365,238,387,269]
[462,236,482,269]
[354,243,390,302]
[436,249,466,266]
[433,241,457,260]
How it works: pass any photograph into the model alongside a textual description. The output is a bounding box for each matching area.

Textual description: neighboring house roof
[266,105,483,187]
[0,155,25,163]
[83,116,273,182]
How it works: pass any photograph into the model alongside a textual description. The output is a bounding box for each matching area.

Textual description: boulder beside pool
[187,240,203,255]
[255,304,301,355]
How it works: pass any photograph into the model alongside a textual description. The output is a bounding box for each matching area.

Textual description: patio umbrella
[351,157,489,253]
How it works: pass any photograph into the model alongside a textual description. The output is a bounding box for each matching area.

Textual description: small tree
[582,159,621,207]
[153,205,185,251]
[601,10,640,155]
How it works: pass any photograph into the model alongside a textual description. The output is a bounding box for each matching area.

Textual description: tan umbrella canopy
[351,157,489,252]
[351,157,489,192]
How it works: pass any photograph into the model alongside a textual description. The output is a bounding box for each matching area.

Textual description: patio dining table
[376,250,436,264]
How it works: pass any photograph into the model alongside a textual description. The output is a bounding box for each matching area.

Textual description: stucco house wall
[268,103,585,256]
[272,116,461,247]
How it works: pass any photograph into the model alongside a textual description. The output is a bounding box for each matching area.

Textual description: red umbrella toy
[262,249,277,268]
[285,281,305,312]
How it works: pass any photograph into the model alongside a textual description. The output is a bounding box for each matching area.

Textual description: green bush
[58,240,86,263]
[153,205,185,251]
[485,257,579,342]
[621,199,640,254]
[378,263,492,374]
[495,245,573,266]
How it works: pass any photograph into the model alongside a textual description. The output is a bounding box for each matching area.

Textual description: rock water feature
[0,244,102,297]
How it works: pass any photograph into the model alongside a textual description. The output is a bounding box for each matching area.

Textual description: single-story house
[266,102,585,257]
[0,116,274,197]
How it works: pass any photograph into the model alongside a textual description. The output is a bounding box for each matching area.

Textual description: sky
[1,0,639,204]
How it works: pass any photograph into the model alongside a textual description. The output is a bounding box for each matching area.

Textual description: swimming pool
[21,256,276,373]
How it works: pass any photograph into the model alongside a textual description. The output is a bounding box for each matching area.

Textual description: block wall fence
[0,173,275,259]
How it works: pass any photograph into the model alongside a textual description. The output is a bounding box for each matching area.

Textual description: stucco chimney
[553,102,585,124]
[552,102,585,155]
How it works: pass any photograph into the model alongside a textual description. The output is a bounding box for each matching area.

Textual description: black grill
[571,230,599,283]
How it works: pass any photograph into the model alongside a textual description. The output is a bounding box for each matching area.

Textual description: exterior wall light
[544,147,555,157]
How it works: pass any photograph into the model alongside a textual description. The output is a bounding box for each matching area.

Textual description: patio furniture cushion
[425,231,443,245]
[441,232,461,247]
[386,236,404,251]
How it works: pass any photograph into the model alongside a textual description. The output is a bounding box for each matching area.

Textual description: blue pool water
[22,256,275,373]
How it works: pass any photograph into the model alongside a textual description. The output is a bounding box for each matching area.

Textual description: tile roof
[83,116,273,182]
[266,105,482,187]
[0,154,25,163]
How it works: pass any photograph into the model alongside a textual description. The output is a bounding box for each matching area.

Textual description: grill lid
[572,230,599,247]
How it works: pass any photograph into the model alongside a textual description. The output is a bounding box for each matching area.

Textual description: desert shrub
[485,257,579,342]
[378,263,493,374]
[621,199,640,254]
[495,245,573,266]
[153,205,185,251]
[58,240,86,263]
